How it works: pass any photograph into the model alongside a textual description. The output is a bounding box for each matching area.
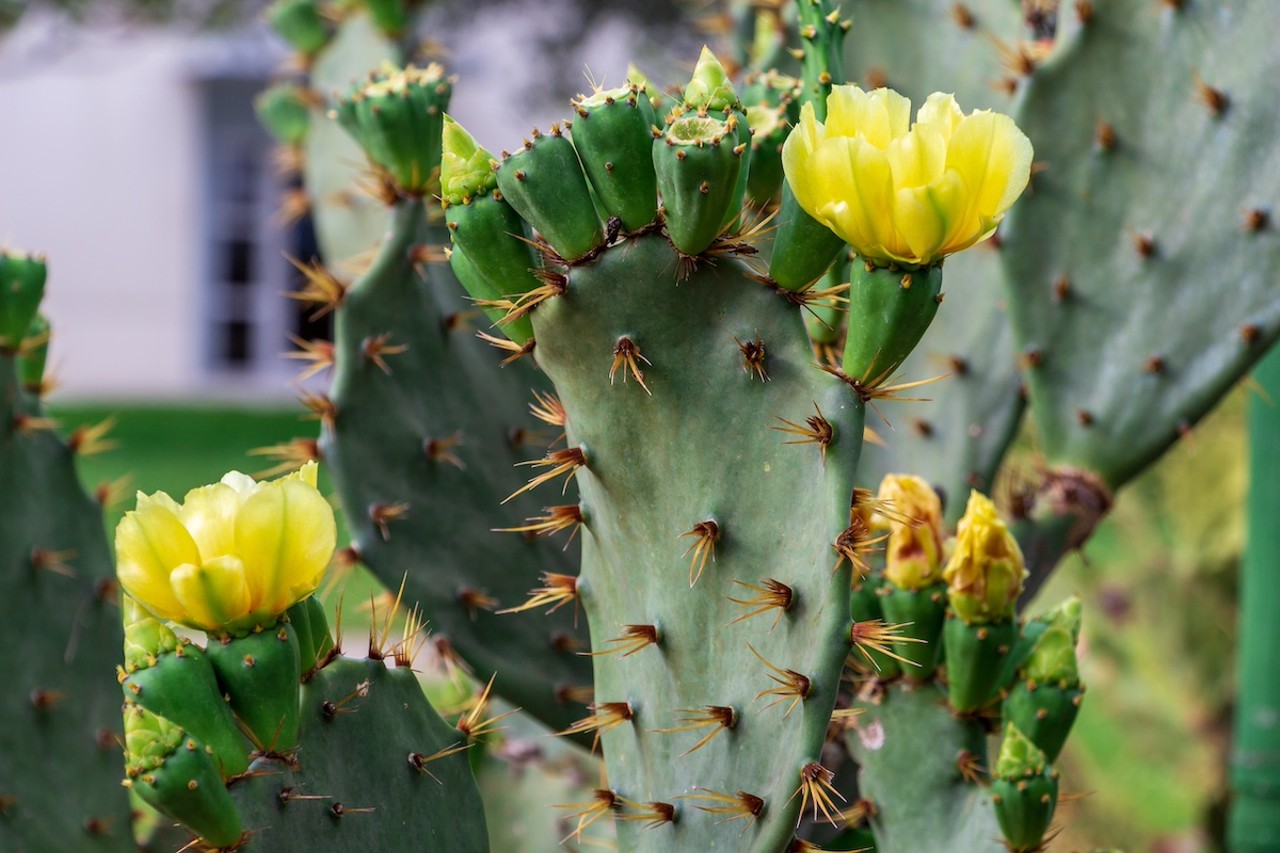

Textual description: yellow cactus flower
[782,85,1033,267]
[943,490,1026,624]
[874,474,945,590]
[115,462,336,635]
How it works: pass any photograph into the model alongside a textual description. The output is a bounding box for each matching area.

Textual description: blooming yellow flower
[782,85,1033,267]
[115,462,336,634]
[943,490,1026,623]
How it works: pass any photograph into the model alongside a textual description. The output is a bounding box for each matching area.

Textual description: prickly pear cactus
[444,43,883,848]
[0,250,134,852]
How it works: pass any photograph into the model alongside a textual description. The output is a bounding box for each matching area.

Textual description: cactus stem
[676,788,765,829]
[455,674,519,742]
[772,403,835,463]
[748,643,812,718]
[493,504,583,546]
[681,519,722,586]
[554,789,619,843]
[498,572,579,620]
[609,336,653,394]
[367,502,410,541]
[789,762,844,826]
[504,446,586,503]
[734,333,769,380]
[651,705,738,755]
[850,620,927,671]
[588,624,661,658]
[727,578,794,628]
[557,702,635,753]
[616,798,677,829]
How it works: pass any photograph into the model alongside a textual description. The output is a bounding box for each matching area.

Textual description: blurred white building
[0,6,692,400]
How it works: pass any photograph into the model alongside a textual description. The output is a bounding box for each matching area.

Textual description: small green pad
[496,129,604,262]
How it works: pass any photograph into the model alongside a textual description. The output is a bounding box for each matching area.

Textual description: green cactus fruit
[0,249,46,349]
[15,311,49,392]
[255,83,313,146]
[1003,626,1084,762]
[206,621,302,754]
[334,62,452,196]
[842,261,943,386]
[803,257,850,351]
[877,582,946,678]
[266,0,331,57]
[996,596,1081,691]
[626,63,665,128]
[942,616,1015,714]
[123,704,244,849]
[120,607,249,777]
[569,85,660,232]
[362,0,406,36]
[495,126,604,262]
[769,185,847,289]
[744,102,788,206]
[653,112,746,255]
[684,45,741,114]
[1001,0,1280,489]
[847,684,1000,853]
[991,723,1058,852]
[229,656,488,851]
[286,596,333,673]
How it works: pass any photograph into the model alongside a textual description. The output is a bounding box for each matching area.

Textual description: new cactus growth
[991,723,1059,852]
[1003,601,1085,763]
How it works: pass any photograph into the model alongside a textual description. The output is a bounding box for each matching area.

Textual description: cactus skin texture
[316,195,593,730]
[229,656,488,851]
[0,252,135,852]
[1001,0,1280,490]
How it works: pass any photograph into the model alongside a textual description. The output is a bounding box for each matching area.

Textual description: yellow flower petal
[282,459,320,488]
[947,110,1034,223]
[220,470,259,497]
[811,136,895,258]
[169,556,251,632]
[826,86,910,149]
[235,477,336,615]
[178,482,242,562]
[915,92,964,141]
[894,169,967,265]
[115,500,202,622]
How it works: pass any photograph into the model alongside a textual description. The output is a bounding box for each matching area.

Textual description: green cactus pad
[1001,0,1280,488]
[496,128,604,262]
[255,83,313,146]
[847,684,1001,853]
[942,614,1015,713]
[444,192,538,343]
[530,233,865,850]
[319,199,592,732]
[991,770,1057,853]
[876,582,946,678]
[652,113,746,256]
[362,0,407,37]
[206,621,302,754]
[570,86,660,232]
[15,311,49,392]
[0,277,133,850]
[229,656,488,851]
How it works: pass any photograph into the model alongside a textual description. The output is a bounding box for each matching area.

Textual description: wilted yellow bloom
[943,490,1026,623]
[782,85,1033,267]
[874,474,945,590]
[116,462,336,635]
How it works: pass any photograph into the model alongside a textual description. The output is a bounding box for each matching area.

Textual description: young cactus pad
[0,252,134,851]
